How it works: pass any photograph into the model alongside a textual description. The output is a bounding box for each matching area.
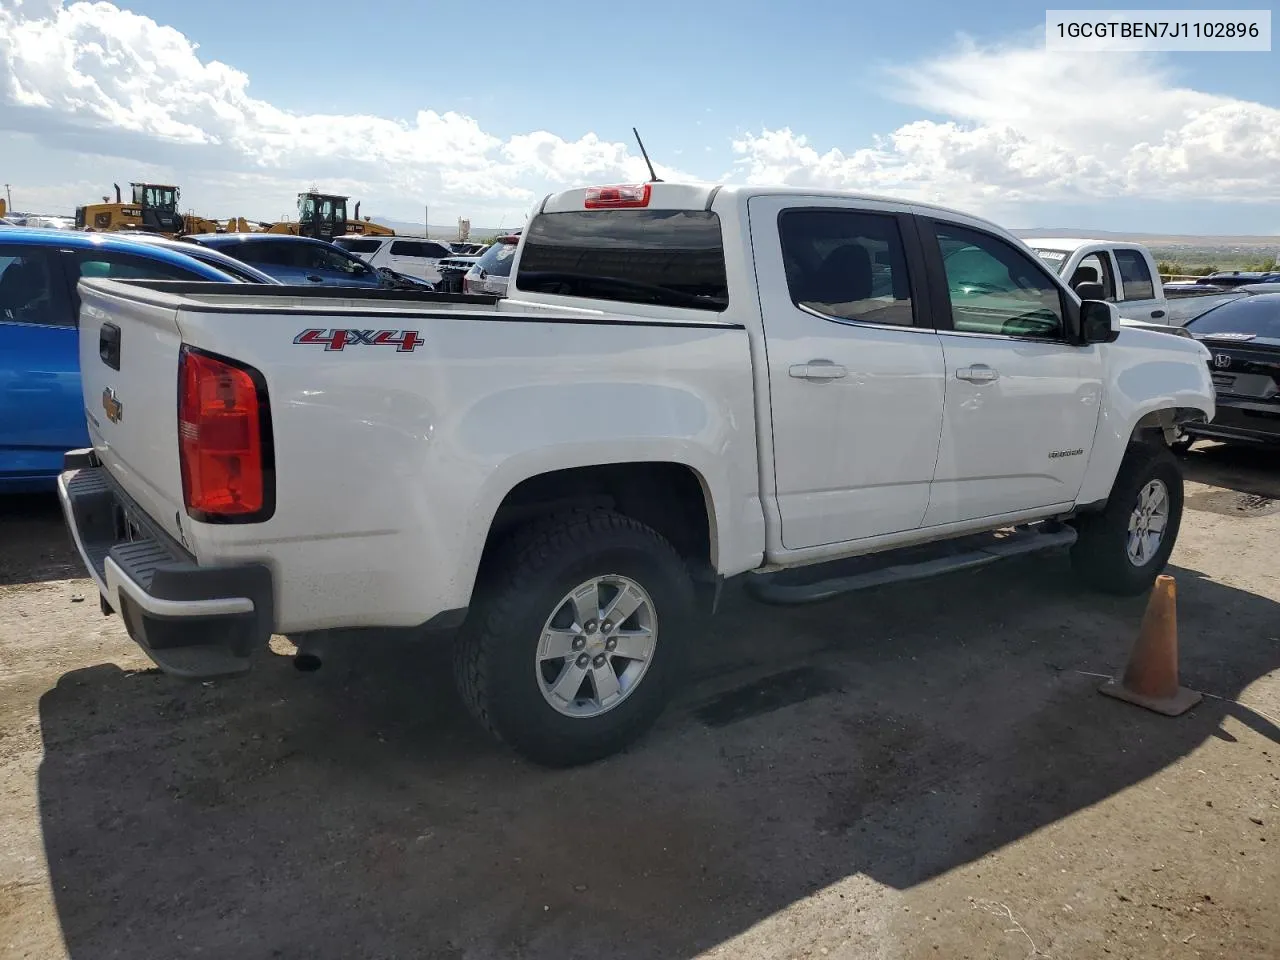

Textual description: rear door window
[390,240,427,258]
[516,209,729,311]
[777,208,916,326]
[228,241,302,268]
[335,238,381,255]
[1114,249,1155,301]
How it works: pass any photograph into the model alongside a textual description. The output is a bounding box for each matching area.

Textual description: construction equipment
[226,192,394,240]
[74,183,220,236]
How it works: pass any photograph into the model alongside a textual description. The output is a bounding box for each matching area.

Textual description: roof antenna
[632,127,663,183]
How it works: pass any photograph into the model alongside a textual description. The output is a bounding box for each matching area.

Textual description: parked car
[1194,270,1280,289]
[110,233,281,285]
[435,254,483,293]
[1028,238,1239,326]
[333,235,455,284]
[1177,292,1280,447]
[185,234,432,290]
[463,234,519,296]
[0,227,245,493]
[59,181,1214,767]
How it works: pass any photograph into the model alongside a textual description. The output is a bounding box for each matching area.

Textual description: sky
[0,0,1278,234]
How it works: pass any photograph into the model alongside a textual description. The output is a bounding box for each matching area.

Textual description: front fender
[1076,332,1214,505]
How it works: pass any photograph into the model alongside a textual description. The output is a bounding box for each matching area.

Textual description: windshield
[298,195,317,222]
[132,184,177,209]
[1032,249,1069,274]
[1188,295,1280,339]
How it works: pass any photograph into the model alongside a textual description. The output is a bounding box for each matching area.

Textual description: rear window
[1189,295,1280,339]
[335,238,381,254]
[474,239,518,278]
[516,209,729,312]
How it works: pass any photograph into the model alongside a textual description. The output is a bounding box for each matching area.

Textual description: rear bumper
[57,450,274,679]
[1186,398,1280,445]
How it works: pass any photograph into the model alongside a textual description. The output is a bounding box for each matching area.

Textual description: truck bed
[72,277,762,634]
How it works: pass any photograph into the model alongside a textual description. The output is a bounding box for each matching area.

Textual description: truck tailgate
[77,280,189,548]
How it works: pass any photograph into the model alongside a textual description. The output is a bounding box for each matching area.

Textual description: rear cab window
[515,209,729,311]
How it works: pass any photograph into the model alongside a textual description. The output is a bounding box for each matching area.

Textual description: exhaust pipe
[353,201,360,220]
[292,632,325,672]
[113,183,121,204]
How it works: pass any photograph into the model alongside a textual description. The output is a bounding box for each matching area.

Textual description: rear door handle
[789,360,848,381]
[1150,309,1165,319]
[956,364,999,383]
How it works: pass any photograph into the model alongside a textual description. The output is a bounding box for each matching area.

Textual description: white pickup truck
[1028,238,1244,326]
[59,182,1215,767]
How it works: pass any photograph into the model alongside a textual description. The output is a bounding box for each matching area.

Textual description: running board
[745,522,1078,606]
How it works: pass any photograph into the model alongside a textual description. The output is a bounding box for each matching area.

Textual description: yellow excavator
[226,191,394,240]
[75,183,219,236]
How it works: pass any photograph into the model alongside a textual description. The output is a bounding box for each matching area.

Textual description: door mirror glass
[1081,300,1118,343]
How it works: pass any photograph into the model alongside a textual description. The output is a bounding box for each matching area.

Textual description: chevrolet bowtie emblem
[102,387,123,424]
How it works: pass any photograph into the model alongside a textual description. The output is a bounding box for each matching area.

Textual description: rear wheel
[1070,442,1183,595]
[454,508,694,768]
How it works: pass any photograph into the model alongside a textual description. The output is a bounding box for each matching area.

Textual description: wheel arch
[1077,396,1211,507]
[456,447,739,611]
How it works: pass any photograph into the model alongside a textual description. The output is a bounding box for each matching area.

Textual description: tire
[1070,442,1184,596]
[453,508,694,768]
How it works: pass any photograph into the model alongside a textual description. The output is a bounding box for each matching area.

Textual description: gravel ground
[1,443,1277,960]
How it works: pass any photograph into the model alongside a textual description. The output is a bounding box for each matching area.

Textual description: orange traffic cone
[1099,574,1203,716]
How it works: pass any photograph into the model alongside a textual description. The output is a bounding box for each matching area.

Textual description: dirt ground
[1,443,1277,960]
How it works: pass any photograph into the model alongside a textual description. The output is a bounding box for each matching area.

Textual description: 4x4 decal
[293,328,423,352]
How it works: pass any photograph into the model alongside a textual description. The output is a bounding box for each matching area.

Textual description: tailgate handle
[99,322,121,371]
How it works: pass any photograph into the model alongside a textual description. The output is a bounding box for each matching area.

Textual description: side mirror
[1080,300,1119,344]
[1074,280,1105,300]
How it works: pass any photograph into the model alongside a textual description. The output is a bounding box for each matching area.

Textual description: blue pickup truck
[0,228,256,493]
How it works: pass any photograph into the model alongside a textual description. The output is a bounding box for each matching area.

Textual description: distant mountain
[364,216,511,240]
[1014,228,1278,248]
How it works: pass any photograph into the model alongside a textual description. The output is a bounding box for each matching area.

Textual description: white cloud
[732,38,1280,217]
[0,0,692,222]
[1,3,1277,230]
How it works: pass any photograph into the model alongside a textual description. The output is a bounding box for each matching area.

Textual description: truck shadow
[1178,441,1280,500]
[0,492,80,586]
[35,551,1279,959]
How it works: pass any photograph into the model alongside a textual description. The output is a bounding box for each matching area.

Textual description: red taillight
[584,184,651,209]
[177,345,273,522]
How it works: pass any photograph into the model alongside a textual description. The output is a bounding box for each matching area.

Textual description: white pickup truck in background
[1029,238,1245,327]
[59,182,1215,766]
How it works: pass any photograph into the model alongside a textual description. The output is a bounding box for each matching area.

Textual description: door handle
[789,360,848,381]
[99,322,121,371]
[1150,309,1165,319]
[956,364,999,383]
[306,275,324,283]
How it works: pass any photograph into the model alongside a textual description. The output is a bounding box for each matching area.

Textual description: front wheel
[1070,442,1184,595]
[453,508,694,768]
